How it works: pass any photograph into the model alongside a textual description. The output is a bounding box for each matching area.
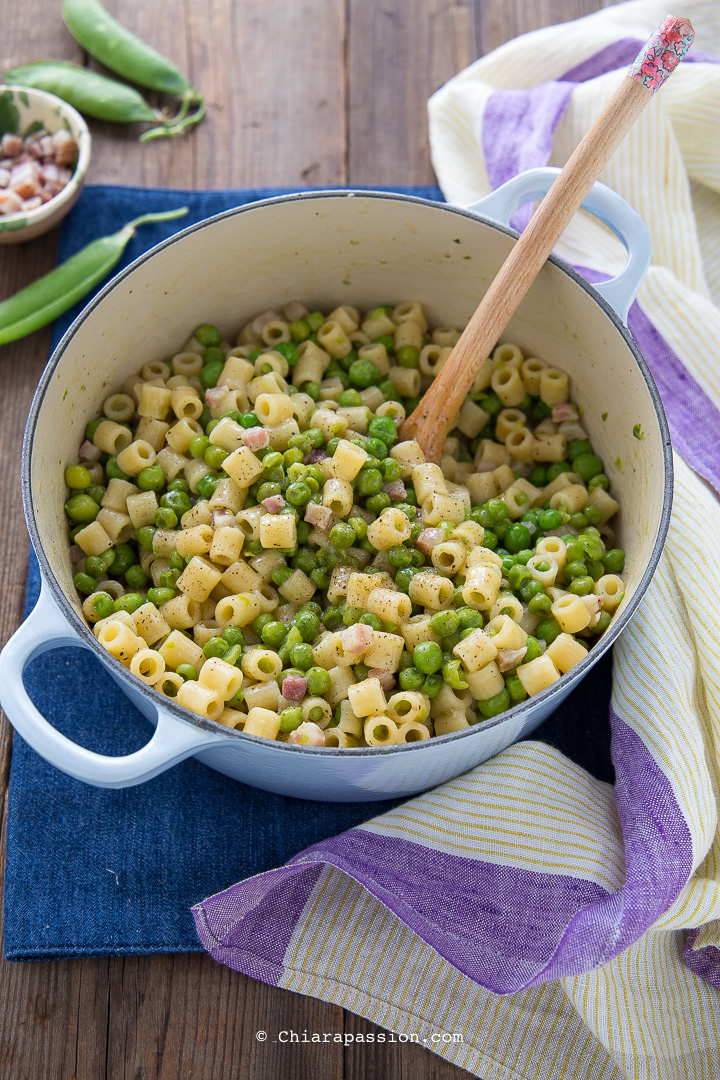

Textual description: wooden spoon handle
[400,15,694,461]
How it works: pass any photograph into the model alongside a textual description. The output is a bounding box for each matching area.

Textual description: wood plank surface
[0,2,615,1077]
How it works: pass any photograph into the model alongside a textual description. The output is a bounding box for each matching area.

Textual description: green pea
[539,509,562,531]
[368,416,397,446]
[504,523,531,553]
[528,593,553,616]
[531,399,552,421]
[74,571,98,595]
[90,591,115,619]
[196,474,219,499]
[136,525,157,551]
[419,673,440,699]
[148,586,175,606]
[341,606,362,627]
[284,448,304,469]
[177,663,198,681]
[589,473,609,491]
[294,612,320,643]
[310,567,330,589]
[428,610,459,637]
[155,506,178,529]
[280,706,303,733]
[290,643,314,670]
[603,549,625,574]
[305,666,331,696]
[569,575,594,596]
[114,592,145,614]
[368,493,393,516]
[252,612,274,636]
[486,499,509,524]
[204,444,228,469]
[107,544,133,575]
[158,568,181,590]
[85,549,115,577]
[168,478,190,494]
[523,636,543,662]
[272,341,297,366]
[443,658,468,690]
[337,388,362,407]
[387,545,412,569]
[238,411,259,429]
[568,439,593,461]
[204,636,230,659]
[564,560,587,582]
[289,319,310,342]
[355,468,383,497]
[65,493,100,523]
[590,611,612,636]
[85,418,103,441]
[192,323,220,346]
[412,641,443,675]
[527,466,547,487]
[457,607,483,630]
[159,489,191,516]
[546,461,572,483]
[136,464,165,491]
[105,456,131,481]
[478,688,511,718]
[348,359,380,388]
[65,464,92,489]
[536,618,562,645]
[125,564,149,590]
[563,539,585,564]
[400,671,427,697]
[262,621,287,649]
[519,578,545,602]
[381,457,402,483]
[221,626,245,647]
[223,644,243,667]
[329,522,356,549]
[86,484,106,505]
[505,674,527,702]
[396,344,419,368]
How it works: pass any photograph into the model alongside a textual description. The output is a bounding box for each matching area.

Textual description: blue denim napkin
[3,185,613,959]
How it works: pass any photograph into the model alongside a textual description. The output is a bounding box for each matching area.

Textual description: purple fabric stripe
[559,40,718,83]
[482,39,719,230]
[192,863,323,986]
[482,81,575,227]
[682,930,720,991]
[575,263,720,494]
[192,713,692,994]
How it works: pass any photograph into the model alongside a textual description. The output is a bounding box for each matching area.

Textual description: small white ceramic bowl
[0,83,91,245]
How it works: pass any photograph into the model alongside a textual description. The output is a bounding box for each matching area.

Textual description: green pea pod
[3,61,159,125]
[62,0,197,99]
[0,207,188,347]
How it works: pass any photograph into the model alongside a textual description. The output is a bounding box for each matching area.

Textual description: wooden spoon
[400,15,694,461]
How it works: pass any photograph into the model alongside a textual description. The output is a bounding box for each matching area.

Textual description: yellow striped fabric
[262,2,720,1076]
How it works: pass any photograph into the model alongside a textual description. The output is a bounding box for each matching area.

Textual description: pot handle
[466,166,652,324]
[0,583,220,789]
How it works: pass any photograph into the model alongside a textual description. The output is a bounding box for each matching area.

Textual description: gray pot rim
[22,188,674,758]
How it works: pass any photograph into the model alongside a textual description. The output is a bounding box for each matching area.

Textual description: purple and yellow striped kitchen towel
[192,2,720,1076]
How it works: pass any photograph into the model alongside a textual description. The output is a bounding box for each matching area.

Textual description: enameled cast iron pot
[0,170,672,801]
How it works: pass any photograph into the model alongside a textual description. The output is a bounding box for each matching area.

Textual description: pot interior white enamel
[23,191,671,800]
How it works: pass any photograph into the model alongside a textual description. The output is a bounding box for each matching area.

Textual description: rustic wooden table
[0,2,617,1076]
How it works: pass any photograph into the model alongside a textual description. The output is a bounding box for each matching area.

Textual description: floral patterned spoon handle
[401,16,695,462]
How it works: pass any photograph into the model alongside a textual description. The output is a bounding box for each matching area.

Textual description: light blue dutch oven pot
[0,171,671,801]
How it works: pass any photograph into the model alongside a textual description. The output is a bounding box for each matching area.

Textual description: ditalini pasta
[65,302,626,748]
